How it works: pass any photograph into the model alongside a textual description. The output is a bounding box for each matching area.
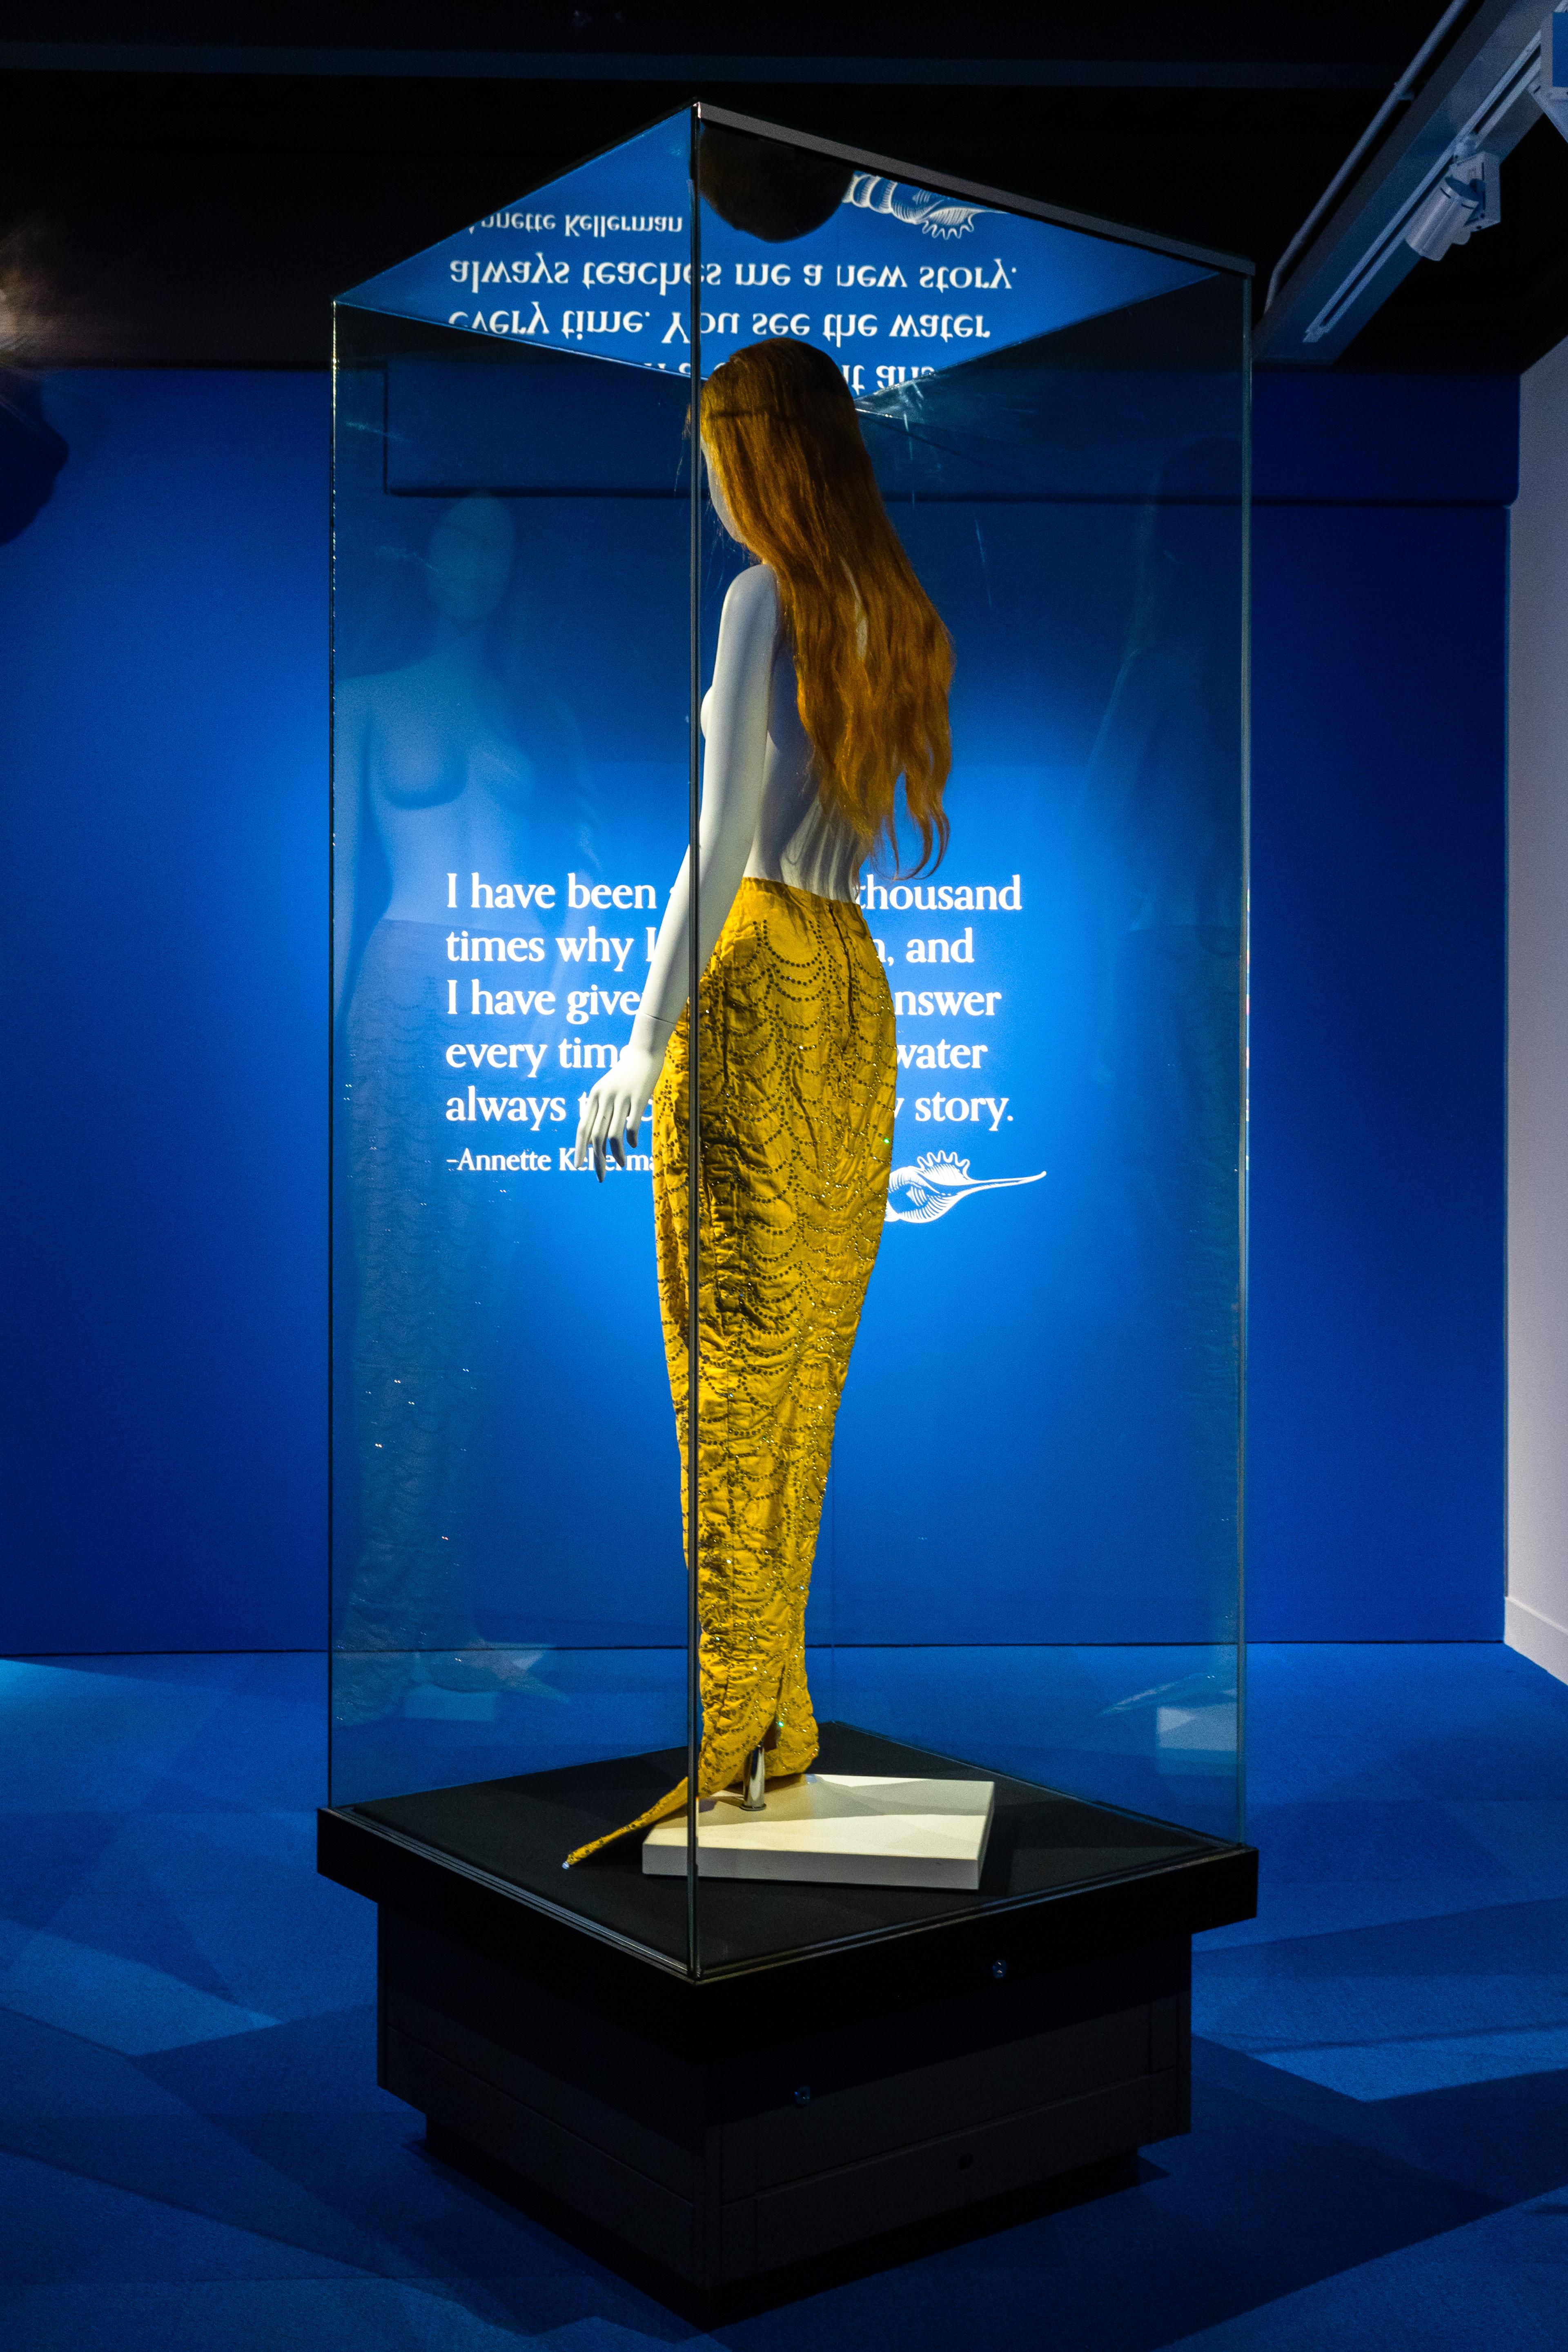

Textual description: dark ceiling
[3,1,1566,371]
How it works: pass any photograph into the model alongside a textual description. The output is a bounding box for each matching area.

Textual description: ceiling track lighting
[1301,10,1565,344]
[1403,136,1502,262]
[1264,4,1568,361]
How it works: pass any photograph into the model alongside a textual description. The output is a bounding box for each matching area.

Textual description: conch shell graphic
[884,1151,1046,1226]
[844,173,985,240]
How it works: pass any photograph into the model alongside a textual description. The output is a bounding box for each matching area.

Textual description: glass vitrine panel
[330,107,1248,1978]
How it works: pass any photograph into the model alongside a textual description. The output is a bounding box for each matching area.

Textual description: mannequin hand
[573,1043,663,1180]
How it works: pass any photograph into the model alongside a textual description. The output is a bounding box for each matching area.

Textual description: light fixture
[1404,138,1501,260]
[1271,3,1564,356]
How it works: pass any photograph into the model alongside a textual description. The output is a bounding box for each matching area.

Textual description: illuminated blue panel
[342,109,1207,383]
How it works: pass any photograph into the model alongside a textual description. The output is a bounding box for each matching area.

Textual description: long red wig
[701,338,953,872]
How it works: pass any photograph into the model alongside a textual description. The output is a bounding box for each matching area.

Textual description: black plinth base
[318,1726,1256,2292]
[379,1902,1191,2292]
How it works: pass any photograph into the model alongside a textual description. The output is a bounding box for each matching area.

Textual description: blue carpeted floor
[2,1644,1566,2349]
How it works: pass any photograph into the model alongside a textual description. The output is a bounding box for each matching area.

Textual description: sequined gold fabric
[566,879,895,1865]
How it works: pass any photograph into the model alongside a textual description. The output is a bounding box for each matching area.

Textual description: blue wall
[0,372,327,1651]
[1248,375,1512,1639]
[0,367,1511,1652]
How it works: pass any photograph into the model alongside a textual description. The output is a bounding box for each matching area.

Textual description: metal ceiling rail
[1264,0,1477,312]
[1259,0,1554,363]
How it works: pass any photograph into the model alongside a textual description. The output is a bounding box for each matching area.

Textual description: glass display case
[320,105,1254,2284]
[329,110,1250,1976]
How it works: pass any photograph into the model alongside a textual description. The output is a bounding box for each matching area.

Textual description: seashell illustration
[843,173,984,240]
[884,1151,1047,1226]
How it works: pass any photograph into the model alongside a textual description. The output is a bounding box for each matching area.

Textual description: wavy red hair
[700,338,952,872]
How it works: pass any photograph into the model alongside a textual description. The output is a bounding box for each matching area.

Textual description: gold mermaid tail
[566,879,896,1865]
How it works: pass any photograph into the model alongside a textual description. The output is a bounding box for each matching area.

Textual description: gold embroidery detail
[566,879,895,1864]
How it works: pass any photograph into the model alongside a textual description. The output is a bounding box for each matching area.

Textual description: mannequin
[566,339,952,1865]
[334,494,590,1719]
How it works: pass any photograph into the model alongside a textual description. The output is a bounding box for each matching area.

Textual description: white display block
[642,1773,995,1890]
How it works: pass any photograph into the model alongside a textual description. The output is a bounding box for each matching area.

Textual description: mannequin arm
[574,563,778,1173]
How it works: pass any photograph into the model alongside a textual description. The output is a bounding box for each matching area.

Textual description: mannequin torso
[576,555,869,1168]
[338,647,538,926]
[727,633,865,907]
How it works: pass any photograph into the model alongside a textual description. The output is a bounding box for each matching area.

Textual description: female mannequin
[566,338,952,1863]
[334,494,589,1718]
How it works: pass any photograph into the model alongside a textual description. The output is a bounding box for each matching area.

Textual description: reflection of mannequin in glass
[564,340,953,1864]
[334,495,588,1719]
[1076,443,1243,1570]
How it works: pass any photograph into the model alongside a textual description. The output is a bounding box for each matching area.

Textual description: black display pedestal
[318,1724,1256,2294]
